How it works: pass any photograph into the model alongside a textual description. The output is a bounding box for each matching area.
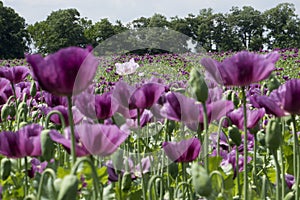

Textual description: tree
[28,8,86,54]
[227,6,265,50]
[264,3,300,49]
[0,1,28,58]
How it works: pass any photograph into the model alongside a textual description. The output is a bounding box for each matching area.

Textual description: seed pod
[30,81,37,97]
[121,171,132,192]
[18,101,28,115]
[231,92,240,108]
[189,68,208,103]
[191,163,212,197]
[41,130,56,161]
[57,175,78,200]
[265,119,282,151]
[228,125,241,146]
[166,120,176,135]
[1,158,11,180]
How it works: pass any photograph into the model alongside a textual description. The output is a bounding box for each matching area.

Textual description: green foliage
[0,2,28,58]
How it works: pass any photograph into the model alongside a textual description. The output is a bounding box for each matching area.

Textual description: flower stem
[67,96,76,166]
[272,149,281,200]
[241,86,249,199]
[24,156,28,197]
[137,109,146,200]
[291,115,299,200]
[202,102,209,173]
[252,133,257,186]
[236,148,241,198]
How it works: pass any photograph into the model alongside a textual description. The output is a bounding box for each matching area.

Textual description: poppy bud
[265,119,282,151]
[168,162,178,179]
[121,171,132,192]
[111,150,123,172]
[54,178,62,192]
[18,101,28,114]
[267,75,281,92]
[1,104,10,121]
[30,81,37,97]
[284,191,295,200]
[257,130,266,146]
[189,68,208,103]
[191,163,212,197]
[1,158,11,180]
[41,130,56,161]
[231,92,240,108]
[57,175,78,200]
[228,125,241,146]
[166,120,176,135]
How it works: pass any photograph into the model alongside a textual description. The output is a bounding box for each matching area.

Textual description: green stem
[202,102,209,173]
[67,96,76,166]
[147,175,164,200]
[241,86,249,200]
[118,173,123,200]
[174,182,192,200]
[217,116,231,157]
[272,150,281,200]
[137,108,146,200]
[45,110,66,129]
[280,118,285,200]
[24,156,28,197]
[236,148,241,198]
[209,170,225,194]
[252,133,257,186]
[71,157,102,200]
[37,169,57,200]
[291,115,299,200]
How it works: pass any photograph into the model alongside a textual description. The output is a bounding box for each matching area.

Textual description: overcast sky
[2,0,300,25]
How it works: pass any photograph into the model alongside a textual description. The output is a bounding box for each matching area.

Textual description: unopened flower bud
[189,68,208,103]
[191,163,212,197]
[57,175,78,200]
[265,119,282,151]
[228,125,242,146]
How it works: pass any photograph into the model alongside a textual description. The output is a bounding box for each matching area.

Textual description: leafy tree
[27,8,86,54]
[0,1,28,58]
[227,6,265,50]
[264,3,300,49]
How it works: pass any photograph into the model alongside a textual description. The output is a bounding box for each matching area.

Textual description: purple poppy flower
[42,105,83,126]
[49,128,90,157]
[129,83,165,110]
[250,95,286,117]
[28,158,53,178]
[201,51,279,86]
[75,91,118,120]
[0,66,30,84]
[43,92,68,107]
[270,79,300,115]
[26,46,98,96]
[76,123,129,157]
[0,78,10,93]
[0,82,21,105]
[162,138,201,163]
[227,107,265,130]
[0,124,43,158]
[285,174,295,189]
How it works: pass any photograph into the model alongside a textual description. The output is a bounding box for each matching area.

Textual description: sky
[2,0,300,25]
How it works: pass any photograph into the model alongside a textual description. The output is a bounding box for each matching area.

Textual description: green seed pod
[267,75,281,92]
[9,104,16,118]
[257,130,266,146]
[121,171,132,192]
[54,178,62,192]
[228,125,241,146]
[166,120,176,135]
[1,158,11,180]
[226,90,233,101]
[265,119,282,151]
[231,92,240,108]
[284,191,295,200]
[41,130,56,161]
[1,104,10,121]
[191,163,212,197]
[168,162,178,179]
[189,68,208,103]
[30,81,37,97]
[111,150,124,172]
[57,175,78,200]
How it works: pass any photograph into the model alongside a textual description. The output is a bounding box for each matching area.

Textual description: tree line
[1,1,300,58]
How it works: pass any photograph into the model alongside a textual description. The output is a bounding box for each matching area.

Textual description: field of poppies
[0,47,300,200]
